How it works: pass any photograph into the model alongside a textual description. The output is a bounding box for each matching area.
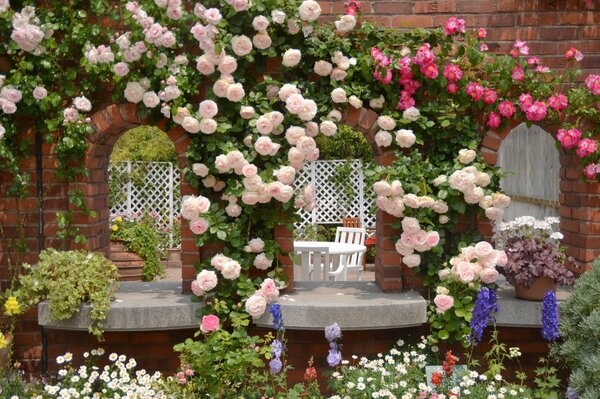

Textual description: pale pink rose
[418,196,435,208]
[173,107,191,125]
[496,251,508,266]
[285,93,305,114]
[252,15,270,31]
[373,181,393,196]
[288,147,305,163]
[314,61,333,76]
[213,78,230,98]
[275,185,294,202]
[242,191,259,205]
[432,201,449,214]
[272,10,286,24]
[252,32,272,50]
[227,151,246,169]
[214,181,226,192]
[124,82,144,103]
[403,254,421,268]
[305,122,319,137]
[255,137,275,156]
[375,130,393,147]
[200,118,218,134]
[485,207,504,221]
[434,294,454,312]
[282,49,301,67]
[403,194,420,209]
[298,99,317,121]
[226,203,242,217]
[63,107,79,121]
[335,14,357,32]
[196,269,218,291]
[256,115,274,135]
[298,0,321,21]
[321,120,338,136]
[330,68,348,81]
[242,164,258,177]
[275,166,296,185]
[438,269,451,281]
[402,217,421,233]
[215,155,230,173]
[395,240,414,256]
[458,149,477,164]
[391,180,404,196]
[123,47,141,63]
[268,111,284,127]
[199,100,218,118]
[196,55,216,75]
[11,25,44,53]
[413,230,427,247]
[403,107,420,121]
[190,218,209,235]
[376,116,395,131]
[247,238,265,252]
[231,35,253,57]
[221,260,241,280]
[491,192,511,209]
[439,215,449,224]
[226,83,245,102]
[32,86,48,100]
[191,280,204,296]
[348,95,362,109]
[200,314,220,333]
[232,0,250,12]
[160,30,176,47]
[296,136,317,156]
[245,294,267,319]
[192,163,208,177]
[194,195,211,213]
[396,129,416,148]
[163,85,181,101]
[243,175,263,191]
[464,186,485,204]
[287,19,301,34]
[204,8,222,25]
[331,88,347,103]
[166,7,183,21]
[456,262,476,283]
[218,55,238,75]
[240,106,255,119]
[479,195,493,210]
[449,170,476,193]
[480,268,499,284]
[259,278,279,302]
[211,254,230,270]
[142,91,160,108]
[253,253,273,270]
[400,232,415,248]
[73,96,92,112]
[476,172,491,187]
[278,84,299,102]
[182,117,201,134]
[474,241,494,259]
[425,231,440,249]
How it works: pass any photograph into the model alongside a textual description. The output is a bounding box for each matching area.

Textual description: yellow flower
[116,217,122,223]
[4,296,20,316]
[111,225,119,232]
[0,332,7,349]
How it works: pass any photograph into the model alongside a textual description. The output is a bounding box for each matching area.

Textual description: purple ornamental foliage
[541,290,560,341]
[469,287,499,344]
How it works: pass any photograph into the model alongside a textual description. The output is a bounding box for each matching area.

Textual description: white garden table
[293,241,366,281]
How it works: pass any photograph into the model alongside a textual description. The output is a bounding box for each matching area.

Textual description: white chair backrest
[335,227,366,269]
[294,246,330,281]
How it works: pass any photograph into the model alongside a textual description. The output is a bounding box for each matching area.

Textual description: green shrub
[552,259,600,399]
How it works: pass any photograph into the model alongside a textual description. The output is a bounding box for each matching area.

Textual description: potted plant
[493,216,579,300]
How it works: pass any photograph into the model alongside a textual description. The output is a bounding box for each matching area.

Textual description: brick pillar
[274,224,294,292]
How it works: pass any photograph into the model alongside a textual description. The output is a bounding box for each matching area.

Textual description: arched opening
[108,126,180,282]
[497,123,560,221]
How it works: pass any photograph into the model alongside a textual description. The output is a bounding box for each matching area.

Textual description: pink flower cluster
[294,184,316,212]
[180,195,211,235]
[556,128,582,149]
[443,17,465,36]
[576,138,598,158]
[371,47,393,85]
[176,367,195,384]
[11,6,46,54]
[585,74,600,95]
[210,254,242,280]
[584,163,600,180]
[443,241,506,285]
[548,94,568,111]
[394,217,441,268]
[518,93,547,121]
[245,278,280,319]
[565,47,584,62]
[0,85,22,115]
[344,0,361,15]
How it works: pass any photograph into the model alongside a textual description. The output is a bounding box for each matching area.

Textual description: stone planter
[110,241,144,282]
[514,276,557,301]
[165,248,182,269]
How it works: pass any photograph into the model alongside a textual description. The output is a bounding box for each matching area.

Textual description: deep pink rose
[200,314,220,333]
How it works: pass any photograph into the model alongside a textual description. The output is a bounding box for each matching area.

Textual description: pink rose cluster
[210,253,242,280]
[245,278,280,319]
[11,6,46,54]
[180,195,211,235]
[214,150,252,175]
[125,2,177,47]
[374,180,449,219]
[62,96,92,125]
[314,51,354,82]
[556,128,582,150]
[564,47,584,62]
[443,17,465,36]
[394,217,441,268]
[152,0,183,20]
[0,85,22,115]
[585,74,600,96]
[294,184,316,212]
[371,47,393,85]
[584,163,600,180]
[440,241,507,286]
[241,172,294,206]
[191,269,218,297]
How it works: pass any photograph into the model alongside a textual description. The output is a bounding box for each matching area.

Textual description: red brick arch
[74,103,198,286]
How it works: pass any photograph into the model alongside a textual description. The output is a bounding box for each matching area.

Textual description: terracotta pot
[167,248,181,262]
[514,276,557,301]
[110,241,144,282]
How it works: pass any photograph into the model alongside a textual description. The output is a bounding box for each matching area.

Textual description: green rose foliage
[12,249,120,339]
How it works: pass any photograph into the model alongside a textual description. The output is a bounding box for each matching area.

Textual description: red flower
[365,237,376,245]
[431,371,443,387]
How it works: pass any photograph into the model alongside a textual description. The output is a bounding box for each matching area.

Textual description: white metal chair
[293,246,332,281]
[330,227,366,281]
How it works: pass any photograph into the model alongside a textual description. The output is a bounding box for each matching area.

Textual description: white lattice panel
[294,160,376,231]
[109,161,181,247]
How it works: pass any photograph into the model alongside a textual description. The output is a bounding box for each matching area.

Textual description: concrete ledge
[495,281,570,328]
[254,282,428,330]
[38,281,202,331]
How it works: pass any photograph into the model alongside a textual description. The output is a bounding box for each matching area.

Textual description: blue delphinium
[269,357,282,374]
[469,287,499,345]
[324,322,342,367]
[541,290,560,341]
[566,386,579,399]
[270,303,284,331]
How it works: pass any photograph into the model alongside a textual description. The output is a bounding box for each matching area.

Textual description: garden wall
[1,0,599,378]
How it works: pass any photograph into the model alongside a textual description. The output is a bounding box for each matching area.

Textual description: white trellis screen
[109,161,180,247]
[294,160,376,231]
